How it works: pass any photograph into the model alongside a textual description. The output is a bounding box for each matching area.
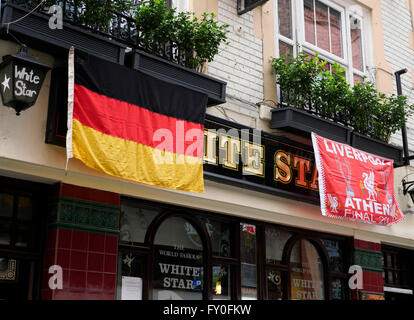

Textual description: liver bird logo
[327,194,339,213]
[362,171,376,201]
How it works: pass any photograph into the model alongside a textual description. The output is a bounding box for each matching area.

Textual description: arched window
[152,216,204,300]
[289,239,325,300]
[118,199,350,300]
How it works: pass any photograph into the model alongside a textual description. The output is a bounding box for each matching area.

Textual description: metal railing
[5,0,188,66]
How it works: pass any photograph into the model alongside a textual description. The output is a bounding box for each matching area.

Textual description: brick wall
[381,0,414,152]
[207,0,263,127]
[351,239,384,299]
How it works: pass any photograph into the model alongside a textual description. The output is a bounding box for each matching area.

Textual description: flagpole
[65,46,75,173]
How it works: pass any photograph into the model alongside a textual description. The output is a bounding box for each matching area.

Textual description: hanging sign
[311,132,403,225]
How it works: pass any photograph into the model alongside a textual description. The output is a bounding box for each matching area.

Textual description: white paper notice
[121,276,142,300]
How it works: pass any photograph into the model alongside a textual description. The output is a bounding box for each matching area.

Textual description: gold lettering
[293,156,311,188]
[203,129,218,165]
[242,140,264,176]
[274,151,292,183]
[219,135,240,170]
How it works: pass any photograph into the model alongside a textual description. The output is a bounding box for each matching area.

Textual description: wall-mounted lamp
[0,45,50,115]
[402,175,414,211]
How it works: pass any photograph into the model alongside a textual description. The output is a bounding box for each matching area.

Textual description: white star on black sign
[1,74,10,93]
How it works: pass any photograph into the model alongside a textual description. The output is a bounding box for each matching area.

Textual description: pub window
[212,264,232,300]
[153,216,204,300]
[119,201,160,244]
[321,238,348,300]
[289,239,325,300]
[0,191,37,249]
[382,246,413,290]
[199,217,233,258]
[240,223,257,300]
[117,251,146,300]
[266,227,292,264]
[265,227,291,300]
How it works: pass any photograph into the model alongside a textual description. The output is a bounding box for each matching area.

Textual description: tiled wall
[351,239,384,299]
[42,183,120,300]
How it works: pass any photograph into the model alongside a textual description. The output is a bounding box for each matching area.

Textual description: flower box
[270,106,404,164]
[270,106,352,144]
[351,132,403,164]
[0,3,126,64]
[126,49,226,106]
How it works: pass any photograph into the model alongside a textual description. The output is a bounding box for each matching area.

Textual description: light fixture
[0,45,50,115]
[215,280,222,295]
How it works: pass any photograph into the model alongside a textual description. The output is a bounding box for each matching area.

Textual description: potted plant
[270,51,352,144]
[127,0,229,106]
[1,0,132,63]
[270,50,414,163]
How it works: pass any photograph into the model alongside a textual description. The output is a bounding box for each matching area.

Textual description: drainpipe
[395,68,409,166]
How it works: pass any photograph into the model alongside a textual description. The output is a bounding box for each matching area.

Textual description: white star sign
[2,74,11,93]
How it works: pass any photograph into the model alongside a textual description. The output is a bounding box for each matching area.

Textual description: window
[276,0,372,85]
[240,223,258,300]
[117,198,351,300]
[290,239,325,300]
[153,217,204,300]
[382,246,413,290]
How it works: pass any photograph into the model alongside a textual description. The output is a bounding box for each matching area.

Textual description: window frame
[117,196,352,300]
[275,0,371,86]
[382,245,414,290]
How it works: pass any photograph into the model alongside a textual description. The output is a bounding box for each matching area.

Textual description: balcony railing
[278,91,376,141]
[4,0,188,67]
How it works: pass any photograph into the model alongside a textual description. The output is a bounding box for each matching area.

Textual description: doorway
[0,176,46,300]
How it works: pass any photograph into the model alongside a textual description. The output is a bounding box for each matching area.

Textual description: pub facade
[0,0,414,301]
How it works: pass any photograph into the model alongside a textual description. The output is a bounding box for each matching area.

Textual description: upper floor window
[276,0,372,85]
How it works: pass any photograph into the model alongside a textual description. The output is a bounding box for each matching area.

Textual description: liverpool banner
[311,132,403,225]
[66,48,208,193]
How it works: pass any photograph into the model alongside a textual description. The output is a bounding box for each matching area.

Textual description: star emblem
[2,74,10,93]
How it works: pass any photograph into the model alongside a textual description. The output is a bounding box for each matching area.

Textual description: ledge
[270,106,404,163]
[126,49,227,106]
[0,3,126,64]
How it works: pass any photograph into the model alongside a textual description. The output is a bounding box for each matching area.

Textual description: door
[0,177,46,300]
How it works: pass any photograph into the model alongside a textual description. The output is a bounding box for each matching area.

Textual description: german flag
[66,48,207,193]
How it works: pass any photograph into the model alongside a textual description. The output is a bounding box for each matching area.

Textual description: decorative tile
[353,248,383,272]
[104,235,118,254]
[69,270,86,290]
[56,249,71,268]
[58,228,72,249]
[87,272,103,291]
[87,253,104,272]
[89,233,105,253]
[71,230,89,251]
[70,251,87,271]
[103,273,116,292]
[60,183,120,206]
[51,198,120,235]
[104,254,117,274]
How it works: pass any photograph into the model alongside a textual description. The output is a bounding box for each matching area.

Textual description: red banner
[312,133,403,226]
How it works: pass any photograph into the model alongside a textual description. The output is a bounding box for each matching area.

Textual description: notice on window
[121,276,142,300]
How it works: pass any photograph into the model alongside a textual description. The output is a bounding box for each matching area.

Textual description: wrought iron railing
[279,89,377,140]
[4,0,188,67]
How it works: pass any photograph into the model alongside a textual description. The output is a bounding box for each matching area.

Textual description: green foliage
[134,0,177,56]
[45,0,134,31]
[271,51,414,142]
[135,0,229,71]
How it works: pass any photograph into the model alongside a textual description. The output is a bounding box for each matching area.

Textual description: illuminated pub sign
[203,115,319,203]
